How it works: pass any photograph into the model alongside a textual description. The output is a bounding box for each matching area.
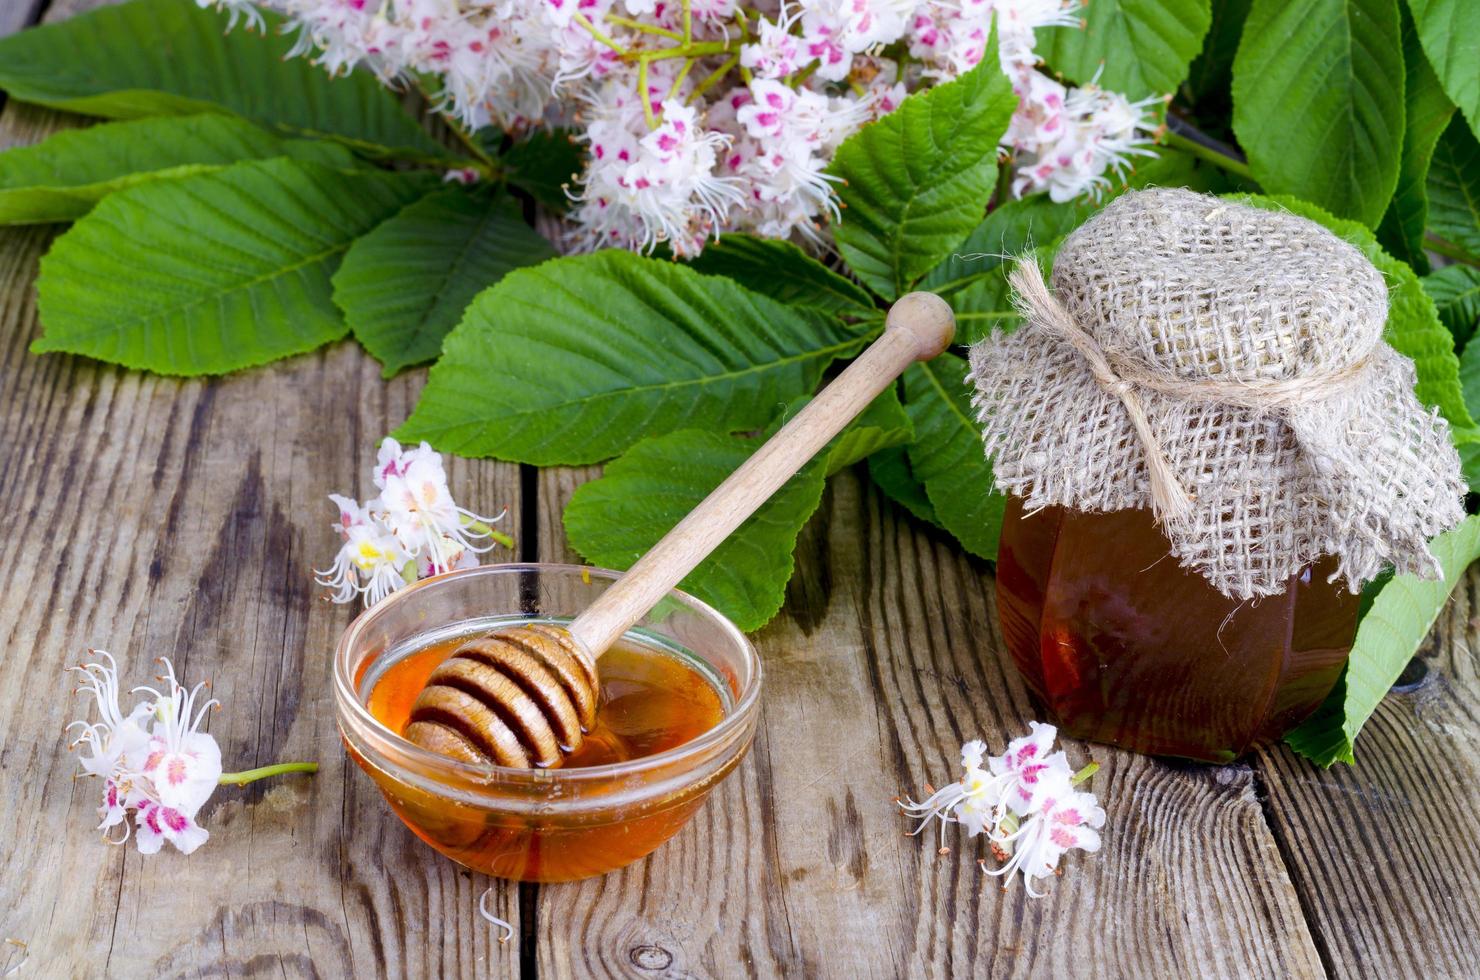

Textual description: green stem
[574,13,627,54]
[993,154,1013,208]
[218,762,319,786]
[1162,130,1254,183]
[667,57,697,101]
[637,41,735,62]
[731,9,754,83]
[445,121,497,174]
[1426,234,1480,269]
[689,54,740,104]
[787,60,819,88]
[638,58,657,129]
[682,0,692,43]
[606,14,683,38]
[1071,761,1099,786]
[409,75,498,175]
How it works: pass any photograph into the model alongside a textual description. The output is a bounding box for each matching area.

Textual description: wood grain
[533,465,1327,978]
[4,1,1479,976]
[1255,565,1480,979]
[0,5,527,973]
[0,271,526,977]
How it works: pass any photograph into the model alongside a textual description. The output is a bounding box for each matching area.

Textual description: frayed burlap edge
[965,190,1466,600]
[968,333,1464,599]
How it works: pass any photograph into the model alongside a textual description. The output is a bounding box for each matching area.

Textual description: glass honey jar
[968,189,1466,762]
[995,497,1360,761]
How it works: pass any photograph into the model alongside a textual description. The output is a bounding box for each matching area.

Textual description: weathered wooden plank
[1256,565,1480,979]
[0,0,45,38]
[0,255,526,977]
[533,464,1327,978]
[0,5,527,972]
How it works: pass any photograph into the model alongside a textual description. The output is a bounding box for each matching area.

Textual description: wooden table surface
[4,4,1480,978]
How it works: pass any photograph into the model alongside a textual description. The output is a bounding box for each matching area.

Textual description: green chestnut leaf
[828,26,1017,300]
[333,189,555,377]
[33,159,429,375]
[0,0,447,159]
[564,428,829,631]
[396,250,871,465]
[1232,0,1404,228]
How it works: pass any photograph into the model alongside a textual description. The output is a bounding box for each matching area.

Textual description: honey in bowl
[369,634,725,767]
[353,620,731,882]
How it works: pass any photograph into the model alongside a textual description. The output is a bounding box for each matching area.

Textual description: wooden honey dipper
[404,292,957,768]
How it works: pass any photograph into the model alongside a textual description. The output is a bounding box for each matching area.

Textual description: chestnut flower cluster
[67,653,319,855]
[202,0,1159,256]
[316,438,510,607]
[899,722,1104,896]
[68,653,223,854]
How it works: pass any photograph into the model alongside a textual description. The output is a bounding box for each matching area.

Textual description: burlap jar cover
[968,187,1466,601]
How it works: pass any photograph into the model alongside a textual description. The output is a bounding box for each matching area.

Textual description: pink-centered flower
[68,651,153,840]
[572,91,744,255]
[1009,73,1160,201]
[982,787,1104,897]
[67,653,220,854]
[133,659,225,816]
[988,720,1071,816]
[798,0,917,81]
[67,654,317,855]
[899,722,1103,896]
[203,0,1162,251]
[317,439,509,606]
[134,799,211,856]
[315,493,414,605]
[740,12,804,79]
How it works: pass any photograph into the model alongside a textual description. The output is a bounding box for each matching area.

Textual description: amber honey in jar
[968,190,1466,764]
[996,497,1360,761]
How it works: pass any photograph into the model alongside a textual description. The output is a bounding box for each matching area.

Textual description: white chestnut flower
[316,493,417,606]
[899,722,1102,896]
[133,659,225,819]
[66,653,317,855]
[318,439,509,607]
[68,654,219,854]
[198,0,1160,258]
[377,438,506,574]
[67,651,153,842]
[982,785,1105,897]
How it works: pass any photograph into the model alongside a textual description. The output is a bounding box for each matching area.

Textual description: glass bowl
[333,563,762,882]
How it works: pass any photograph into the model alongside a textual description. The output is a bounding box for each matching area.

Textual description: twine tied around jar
[1006,259,1376,523]
[969,188,1466,600]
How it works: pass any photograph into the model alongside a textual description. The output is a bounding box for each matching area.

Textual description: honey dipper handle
[567,291,956,660]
